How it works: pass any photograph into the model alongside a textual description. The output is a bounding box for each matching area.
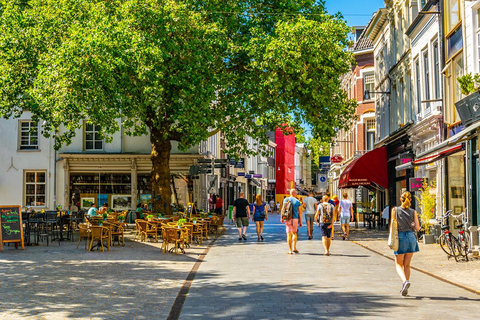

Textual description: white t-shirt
[303,196,317,215]
[339,199,353,217]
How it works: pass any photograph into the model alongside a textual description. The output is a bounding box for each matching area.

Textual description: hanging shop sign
[331,154,344,163]
[399,152,414,164]
[455,91,480,127]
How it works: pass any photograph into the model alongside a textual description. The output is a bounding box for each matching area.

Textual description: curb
[167,235,220,320]
[352,240,480,296]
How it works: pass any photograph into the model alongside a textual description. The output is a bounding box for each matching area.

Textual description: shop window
[19,120,38,150]
[84,122,103,151]
[25,171,46,207]
[447,152,465,214]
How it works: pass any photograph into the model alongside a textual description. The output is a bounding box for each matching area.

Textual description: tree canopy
[0,0,356,211]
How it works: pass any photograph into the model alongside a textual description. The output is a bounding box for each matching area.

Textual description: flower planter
[423,234,435,244]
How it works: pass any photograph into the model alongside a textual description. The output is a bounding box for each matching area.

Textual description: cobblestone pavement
[0,231,211,320]
[350,225,480,294]
[180,215,480,319]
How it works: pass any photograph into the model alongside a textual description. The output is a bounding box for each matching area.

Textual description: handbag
[259,212,266,219]
[388,207,399,251]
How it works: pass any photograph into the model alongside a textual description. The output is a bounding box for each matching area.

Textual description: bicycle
[450,212,470,260]
[438,211,465,262]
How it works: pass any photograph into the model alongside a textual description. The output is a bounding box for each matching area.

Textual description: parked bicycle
[438,210,469,262]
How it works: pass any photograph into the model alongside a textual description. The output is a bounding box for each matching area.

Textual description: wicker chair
[88,226,110,252]
[76,223,90,250]
[191,223,204,244]
[162,227,185,254]
[110,222,125,246]
[137,220,158,242]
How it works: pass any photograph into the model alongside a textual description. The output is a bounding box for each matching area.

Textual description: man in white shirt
[339,192,353,240]
[302,191,318,240]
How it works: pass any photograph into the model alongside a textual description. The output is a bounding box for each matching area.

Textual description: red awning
[339,147,389,189]
[411,144,463,166]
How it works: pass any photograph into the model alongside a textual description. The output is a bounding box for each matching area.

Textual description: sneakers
[260,235,264,241]
[238,237,242,242]
[401,281,410,296]
[242,234,247,241]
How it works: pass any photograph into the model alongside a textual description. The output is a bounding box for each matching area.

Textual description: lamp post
[363,90,391,100]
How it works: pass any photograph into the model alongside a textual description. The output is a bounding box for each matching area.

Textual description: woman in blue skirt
[392,191,420,297]
[252,194,268,241]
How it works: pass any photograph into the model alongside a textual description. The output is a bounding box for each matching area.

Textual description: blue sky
[324,0,385,27]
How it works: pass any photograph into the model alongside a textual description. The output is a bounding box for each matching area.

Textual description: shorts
[285,218,298,233]
[235,217,249,228]
[394,231,419,255]
[340,216,351,224]
[320,223,332,238]
[305,214,315,223]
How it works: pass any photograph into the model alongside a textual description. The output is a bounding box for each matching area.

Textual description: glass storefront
[447,151,465,214]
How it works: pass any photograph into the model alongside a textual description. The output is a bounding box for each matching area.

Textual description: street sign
[214,164,227,169]
[235,159,244,168]
[198,158,213,164]
[229,159,237,166]
[214,159,228,164]
[319,156,330,163]
[318,174,328,190]
[189,165,200,175]
[207,175,218,194]
[331,154,344,163]
[245,174,252,179]
[199,164,212,169]
[253,174,263,178]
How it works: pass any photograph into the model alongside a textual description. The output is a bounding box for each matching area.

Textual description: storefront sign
[409,178,428,192]
[245,174,252,179]
[400,152,413,164]
[237,172,245,176]
[253,174,263,178]
[455,91,480,126]
[319,156,330,163]
[0,206,24,251]
[235,159,245,168]
[331,154,344,163]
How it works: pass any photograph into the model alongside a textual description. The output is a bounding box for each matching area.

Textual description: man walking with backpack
[281,189,302,254]
[315,195,335,256]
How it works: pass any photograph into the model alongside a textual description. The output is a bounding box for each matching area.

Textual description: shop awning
[396,144,464,171]
[339,147,389,189]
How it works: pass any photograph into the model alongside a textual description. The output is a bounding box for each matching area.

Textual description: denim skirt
[394,231,419,255]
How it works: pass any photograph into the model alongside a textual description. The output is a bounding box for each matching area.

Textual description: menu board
[0,206,24,251]
[186,203,195,218]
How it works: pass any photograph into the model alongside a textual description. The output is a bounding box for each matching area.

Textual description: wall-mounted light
[364,90,391,100]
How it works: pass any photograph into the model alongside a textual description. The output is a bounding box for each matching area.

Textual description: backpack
[281,200,294,221]
[321,203,333,224]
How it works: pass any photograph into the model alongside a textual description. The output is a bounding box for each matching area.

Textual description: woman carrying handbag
[390,191,420,297]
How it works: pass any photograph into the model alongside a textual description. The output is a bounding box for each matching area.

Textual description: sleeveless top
[395,206,415,232]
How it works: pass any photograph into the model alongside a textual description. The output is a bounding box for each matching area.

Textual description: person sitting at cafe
[98,203,109,214]
[136,203,148,219]
[87,203,98,216]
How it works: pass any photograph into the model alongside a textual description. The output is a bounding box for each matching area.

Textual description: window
[25,171,46,207]
[19,121,38,150]
[84,122,103,150]
[445,0,460,34]
[364,73,374,100]
[433,41,441,99]
[415,58,421,115]
[477,8,480,72]
[423,50,431,111]
[366,119,375,151]
[447,27,463,60]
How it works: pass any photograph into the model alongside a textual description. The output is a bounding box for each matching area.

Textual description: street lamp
[363,89,391,100]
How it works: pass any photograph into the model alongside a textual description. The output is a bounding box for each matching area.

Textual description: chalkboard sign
[186,203,194,219]
[0,206,24,251]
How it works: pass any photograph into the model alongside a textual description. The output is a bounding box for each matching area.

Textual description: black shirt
[233,198,250,217]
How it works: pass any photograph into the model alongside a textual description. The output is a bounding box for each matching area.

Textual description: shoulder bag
[388,207,399,251]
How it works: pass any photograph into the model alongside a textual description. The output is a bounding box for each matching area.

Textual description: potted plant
[177,218,186,228]
[457,73,480,95]
[98,220,103,226]
[415,178,437,244]
[192,218,197,225]
[118,215,125,223]
[102,212,108,221]
[146,214,154,221]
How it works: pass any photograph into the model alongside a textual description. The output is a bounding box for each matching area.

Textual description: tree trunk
[150,128,173,215]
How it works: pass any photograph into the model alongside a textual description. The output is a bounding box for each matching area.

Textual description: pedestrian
[233,192,250,242]
[315,195,335,256]
[302,191,317,240]
[331,195,340,240]
[392,191,420,296]
[281,189,302,254]
[252,194,268,241]
[269,199,275,214]
[208,194,215,213]
[215,195,223,215]
[276,202,280,214]
[339,193,354,240]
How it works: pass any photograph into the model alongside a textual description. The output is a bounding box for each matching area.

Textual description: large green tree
[0,0,356,213]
